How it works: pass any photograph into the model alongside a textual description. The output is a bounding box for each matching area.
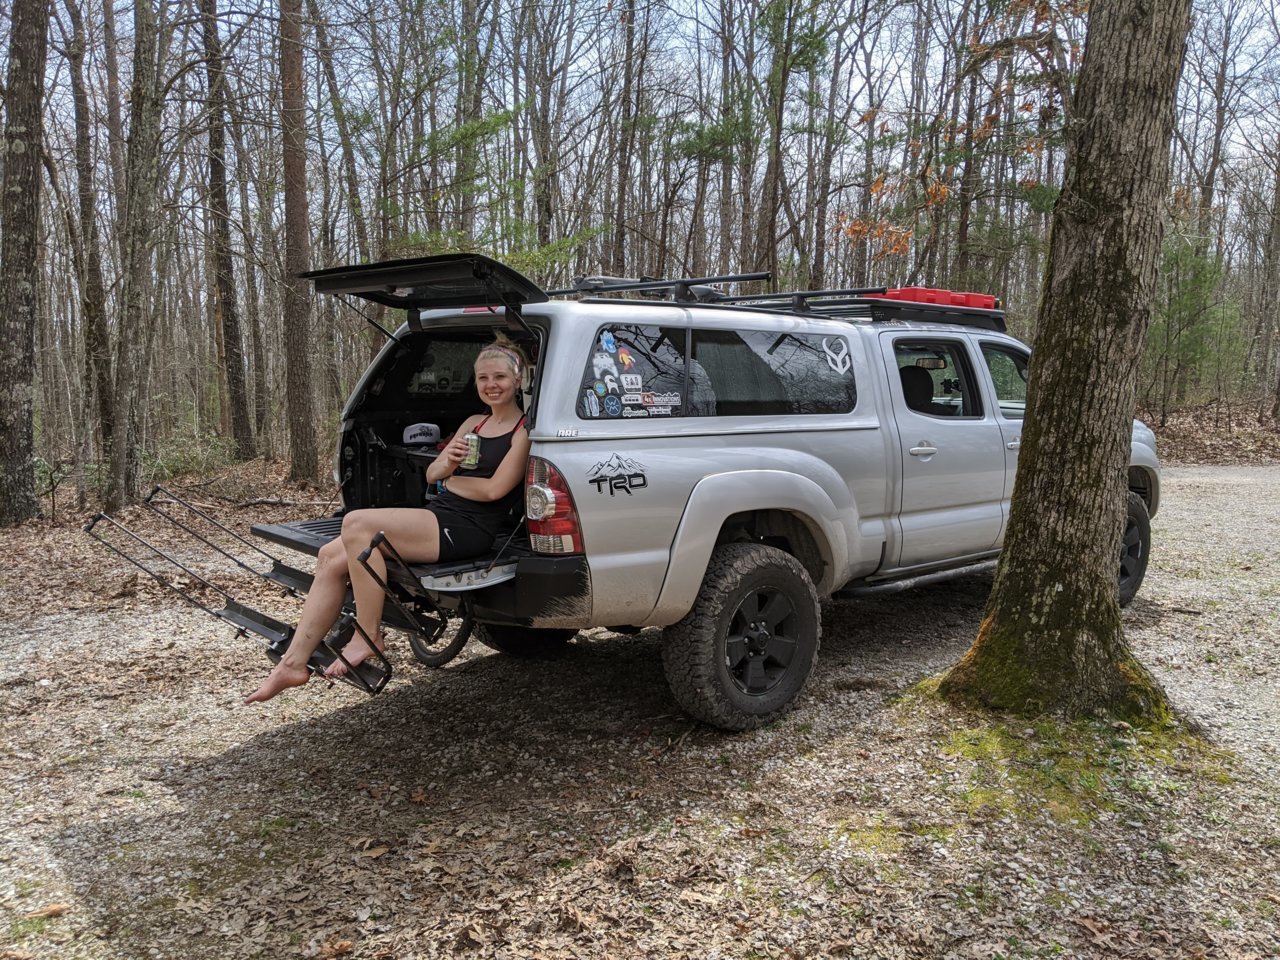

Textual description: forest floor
[1,415,1279,960]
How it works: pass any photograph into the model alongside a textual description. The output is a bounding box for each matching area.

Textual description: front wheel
[662,543,820,731]
[473,623,578,657]
[1118,492,1151,608]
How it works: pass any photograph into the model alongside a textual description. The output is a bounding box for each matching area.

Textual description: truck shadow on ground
[46,574,997,953]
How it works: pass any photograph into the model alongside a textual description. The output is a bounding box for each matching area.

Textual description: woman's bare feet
[243,660,310,704]
[323,630,384,679]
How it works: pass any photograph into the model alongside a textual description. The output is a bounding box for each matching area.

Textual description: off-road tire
[473,623,578,657]
[1119,492,1151,608]
[661,543,820,731]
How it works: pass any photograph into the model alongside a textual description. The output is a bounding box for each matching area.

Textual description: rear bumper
[464,555,591,628]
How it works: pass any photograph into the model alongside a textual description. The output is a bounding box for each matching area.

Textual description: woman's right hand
[440,434,469,470]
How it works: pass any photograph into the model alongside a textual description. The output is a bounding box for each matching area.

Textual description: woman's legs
[324,507,444,676]
[243,538,350,704]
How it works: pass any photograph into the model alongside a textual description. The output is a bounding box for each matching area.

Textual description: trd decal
[587,453,649,496]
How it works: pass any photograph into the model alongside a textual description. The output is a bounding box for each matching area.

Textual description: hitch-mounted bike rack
[84,485,393,694]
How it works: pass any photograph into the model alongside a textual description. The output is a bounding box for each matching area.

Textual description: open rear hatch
[302,252,548,331]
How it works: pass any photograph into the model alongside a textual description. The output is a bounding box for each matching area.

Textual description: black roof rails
[547,271,770,303]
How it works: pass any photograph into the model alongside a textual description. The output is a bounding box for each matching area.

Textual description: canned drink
[460,432,481,469]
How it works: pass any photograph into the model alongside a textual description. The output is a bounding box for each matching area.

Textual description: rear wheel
[406,613,473,667]
[473,623,578,657]
[662,543,820,731]
[1118,492,1151,607]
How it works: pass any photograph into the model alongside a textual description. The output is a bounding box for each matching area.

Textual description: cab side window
[981,344,1029,420]
[893,340,982,417]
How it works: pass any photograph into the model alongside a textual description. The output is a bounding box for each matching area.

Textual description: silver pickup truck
[92,254,1159,730]
[245,254,1160,729]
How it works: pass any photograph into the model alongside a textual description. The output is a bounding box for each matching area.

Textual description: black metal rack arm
[716,286,889,304]
[354,531,448,647]
[84,511,237,616]
[314,615,392,695]
[142,486,296,594]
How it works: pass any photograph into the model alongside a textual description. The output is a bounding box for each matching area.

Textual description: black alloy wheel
[1118,491,1151,608]
[724,585,799,696]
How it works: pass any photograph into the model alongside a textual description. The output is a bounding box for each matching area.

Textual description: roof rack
[707,285,1007,332]
[551,269,1007,333]
[547,271,770,303]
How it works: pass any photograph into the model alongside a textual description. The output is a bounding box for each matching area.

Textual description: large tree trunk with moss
[939,0,1192,720]
[0,0,50,525]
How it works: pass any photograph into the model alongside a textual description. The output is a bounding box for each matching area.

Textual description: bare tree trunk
[1260,141,1280,422]
[62,0,114,461]
[940,0,1192,720]
[0,0,50,524]
[100,0,127,213]
[752,4,792,285]
[280,0,318,482]
[202,0,254,458]
[309,0,371,263]
[609,0,637,275]
[228,100,271,440]
[105,0,165,511]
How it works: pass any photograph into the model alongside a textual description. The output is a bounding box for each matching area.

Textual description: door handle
[1006,439,1021,451]
[909,444,938,457]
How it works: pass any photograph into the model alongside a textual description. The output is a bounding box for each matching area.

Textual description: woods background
[1,0,1278,510]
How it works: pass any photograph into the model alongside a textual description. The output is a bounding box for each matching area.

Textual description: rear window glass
[577,325,856,419]
[360,330,520,414]
[405,339,486,397]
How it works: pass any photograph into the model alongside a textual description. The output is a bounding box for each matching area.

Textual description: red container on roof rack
[871,286,998,310]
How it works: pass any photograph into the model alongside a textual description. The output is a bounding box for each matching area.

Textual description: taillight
[525,456,583,554]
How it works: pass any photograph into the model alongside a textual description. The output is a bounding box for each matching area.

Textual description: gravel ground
[1,465,1278,959]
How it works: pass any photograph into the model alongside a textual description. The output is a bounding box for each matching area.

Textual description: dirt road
[2,466,1278,958]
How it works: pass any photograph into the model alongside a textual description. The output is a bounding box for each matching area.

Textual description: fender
[1129,423,1161,518]
[641,470,853,627]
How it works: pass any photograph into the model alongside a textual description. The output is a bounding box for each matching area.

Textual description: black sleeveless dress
[428,414,525,561]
